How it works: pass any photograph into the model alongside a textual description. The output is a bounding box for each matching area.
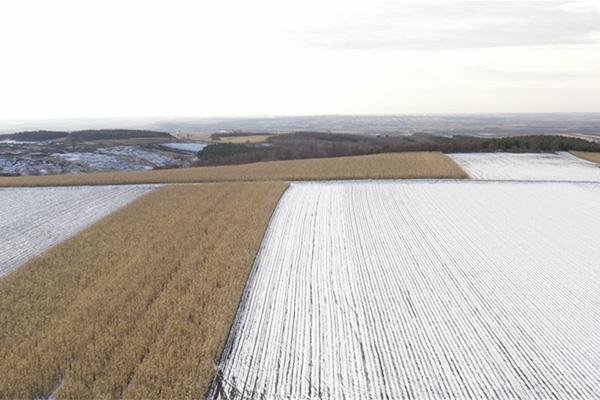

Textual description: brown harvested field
[0,152,467,187]
[571,151,600,164]
[171,133,272,143]
[213,134,273,143]
[0,182,287,399]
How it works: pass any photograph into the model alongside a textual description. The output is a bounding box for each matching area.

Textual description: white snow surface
[450,152,600,181]
[212,181,600,399]
[53,146,179,171]
[0,139,35,144]
[161,142,207,152]
[0,185,156,277]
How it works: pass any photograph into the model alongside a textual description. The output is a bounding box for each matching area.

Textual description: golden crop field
[571,151,600,164]
[0,182,287,399]
[0,152,467,187]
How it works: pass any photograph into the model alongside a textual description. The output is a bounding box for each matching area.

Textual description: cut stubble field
[0,182,287,399]
[571,150,600,164]
[213,134,273,144]
[0,152,467,187]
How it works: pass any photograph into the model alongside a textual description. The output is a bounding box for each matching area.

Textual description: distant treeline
[437,135,600,153]
[194,132,600,166]
[0,129,173,142]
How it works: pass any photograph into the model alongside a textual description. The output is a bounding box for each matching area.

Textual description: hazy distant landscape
[2,113,600,137]
[3,113,600,176]
[3,124,600,177]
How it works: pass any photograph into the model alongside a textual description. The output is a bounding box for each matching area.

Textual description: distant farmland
[0,183,286,399]
[211,134,273,144]
[0,152,467,187]
[212,181,600,399]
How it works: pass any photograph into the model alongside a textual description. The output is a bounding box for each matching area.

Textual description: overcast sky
[1,0,599,119]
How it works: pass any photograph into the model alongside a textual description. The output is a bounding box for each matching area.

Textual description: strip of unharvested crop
[0,182,287,399]
[212,181,600,399]
[0,185,155,277]
[450,152,600,181]
[571,150,600,164]
[0,152,466,187]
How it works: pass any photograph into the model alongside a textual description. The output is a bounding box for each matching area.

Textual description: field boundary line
[206,183,291,400]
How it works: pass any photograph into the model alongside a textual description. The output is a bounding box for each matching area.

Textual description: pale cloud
[287,1,600,50]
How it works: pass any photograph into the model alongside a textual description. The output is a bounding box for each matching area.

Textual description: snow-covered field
[0,185,156,277]
[212,181,600,399]
[450,152,600,181]
[53,146,181,171]
[0,139,35,144]
[161,142,207,152]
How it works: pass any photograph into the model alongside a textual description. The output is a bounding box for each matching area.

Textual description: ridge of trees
[194,132,600,166]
